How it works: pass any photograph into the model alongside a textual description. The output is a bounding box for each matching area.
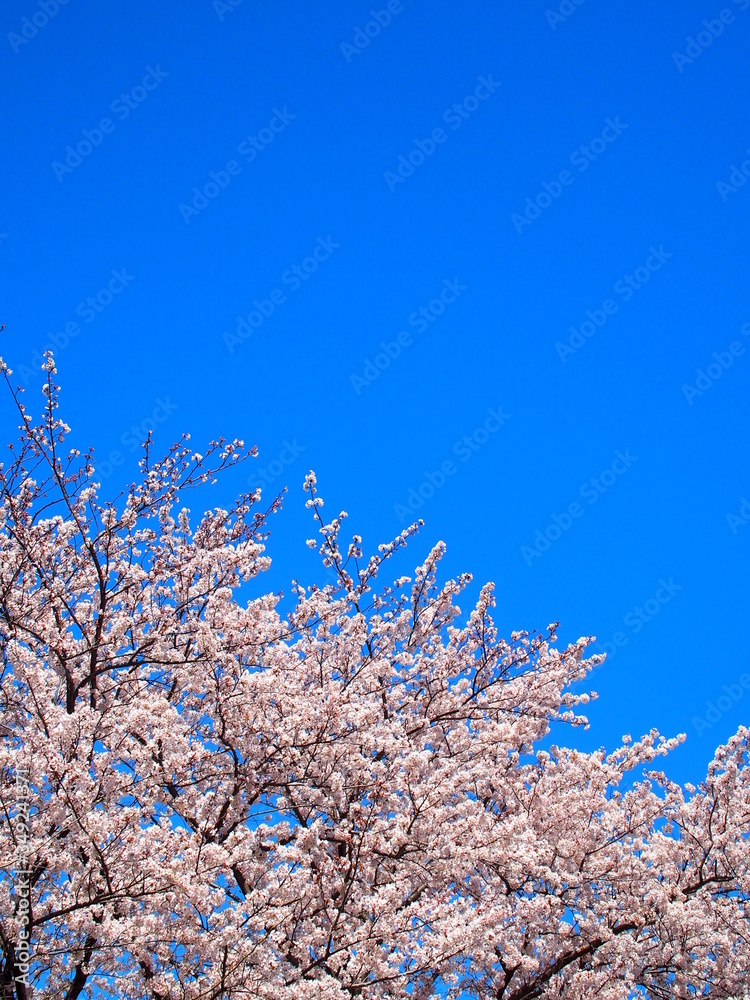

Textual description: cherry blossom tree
[0,356,748,999]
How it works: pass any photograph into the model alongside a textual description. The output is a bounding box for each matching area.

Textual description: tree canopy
[1,357,748,999]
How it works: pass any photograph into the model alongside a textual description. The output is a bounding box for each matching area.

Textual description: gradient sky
[2,0,749,785]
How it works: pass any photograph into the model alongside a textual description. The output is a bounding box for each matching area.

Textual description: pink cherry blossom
[0,358,748,999]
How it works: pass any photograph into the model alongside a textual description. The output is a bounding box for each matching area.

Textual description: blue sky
[1,0,749,784]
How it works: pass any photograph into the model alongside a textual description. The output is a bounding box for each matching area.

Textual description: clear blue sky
[2,0,749,784]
